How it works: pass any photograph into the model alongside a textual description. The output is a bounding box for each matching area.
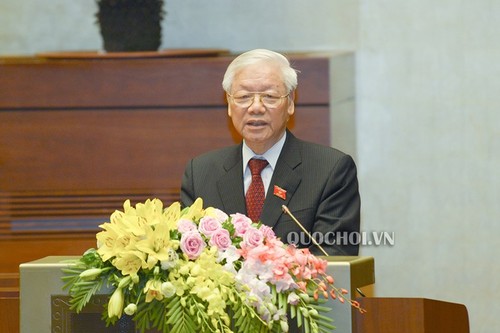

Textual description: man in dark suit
[181,49,360,255]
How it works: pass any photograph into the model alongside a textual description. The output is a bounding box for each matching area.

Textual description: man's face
[227,61,294,154]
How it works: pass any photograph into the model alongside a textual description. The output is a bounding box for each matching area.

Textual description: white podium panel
[323,256,375,333]
[20,256,374,333]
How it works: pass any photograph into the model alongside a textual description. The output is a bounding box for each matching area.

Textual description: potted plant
[96,0,165,52]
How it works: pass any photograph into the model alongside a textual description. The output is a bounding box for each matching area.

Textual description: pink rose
[209,228,231,250]
[242,227,264,249]
[180,231,205,259]
[230,213,252,236]
[259,225,276,240]
[198,216,222,237]
[177,219,197,233]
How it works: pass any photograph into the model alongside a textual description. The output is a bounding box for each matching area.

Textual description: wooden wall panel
[0,236,97,273]
[0,108,232,191]
[0,106,328,191]
[0,296,19,333]
[0,55,329,108]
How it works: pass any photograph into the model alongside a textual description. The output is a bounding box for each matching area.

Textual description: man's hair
[222,49,298,94]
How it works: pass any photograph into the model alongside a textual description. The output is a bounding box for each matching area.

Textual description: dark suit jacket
[180,131,360,255]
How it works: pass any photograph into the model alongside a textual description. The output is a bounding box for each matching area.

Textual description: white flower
[217,245,240,264]
[160,248,179,270]
[205,207,229,223]
[287,292,300,305]
[124,303,137,316]
[161,281,176,298]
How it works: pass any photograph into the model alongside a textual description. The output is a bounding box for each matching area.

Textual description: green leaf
[133,298,168,332]
[304,316,310,333]
[68,276,104,312]
[310,303,332,313]
[290,304,297,319]
[296,306,303,328]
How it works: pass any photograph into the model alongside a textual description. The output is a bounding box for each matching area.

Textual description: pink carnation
[180,231,205,259]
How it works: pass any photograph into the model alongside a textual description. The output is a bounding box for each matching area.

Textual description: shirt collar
[242,132,287,172]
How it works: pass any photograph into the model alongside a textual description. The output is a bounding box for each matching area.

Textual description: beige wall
[357,2,500,332]
[2,1,499,332]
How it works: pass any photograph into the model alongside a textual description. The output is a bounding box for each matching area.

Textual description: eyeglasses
[227,92,290,108]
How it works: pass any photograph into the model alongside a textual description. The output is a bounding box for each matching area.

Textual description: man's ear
[287,92,295,116]
[226,93,232,117]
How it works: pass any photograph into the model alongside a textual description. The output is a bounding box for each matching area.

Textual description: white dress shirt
[242,132,287,196]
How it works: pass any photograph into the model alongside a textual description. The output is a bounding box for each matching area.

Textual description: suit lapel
[216,146,247,215]
[260,132,302,228]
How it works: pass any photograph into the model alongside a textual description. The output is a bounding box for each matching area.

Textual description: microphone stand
[281,205,329,256]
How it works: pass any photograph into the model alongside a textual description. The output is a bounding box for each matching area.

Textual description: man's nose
[248,95,265,112]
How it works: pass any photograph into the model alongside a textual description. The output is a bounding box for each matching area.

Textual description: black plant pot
[96,0,165,52]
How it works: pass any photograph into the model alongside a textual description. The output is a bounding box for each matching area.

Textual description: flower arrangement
[62,198,363,333]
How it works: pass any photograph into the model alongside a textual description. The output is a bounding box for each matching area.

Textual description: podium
[353,297,470,333]
[19,255,375,333]
[323,256,375,332]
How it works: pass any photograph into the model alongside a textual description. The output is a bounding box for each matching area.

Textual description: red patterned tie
[246,158,269,222]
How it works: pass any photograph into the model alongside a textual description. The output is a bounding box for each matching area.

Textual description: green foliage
[133,298,169,332]
[61,262,105,313]
[62,259,337,333]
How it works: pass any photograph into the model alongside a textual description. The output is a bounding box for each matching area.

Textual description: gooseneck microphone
[281,205,329,256]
